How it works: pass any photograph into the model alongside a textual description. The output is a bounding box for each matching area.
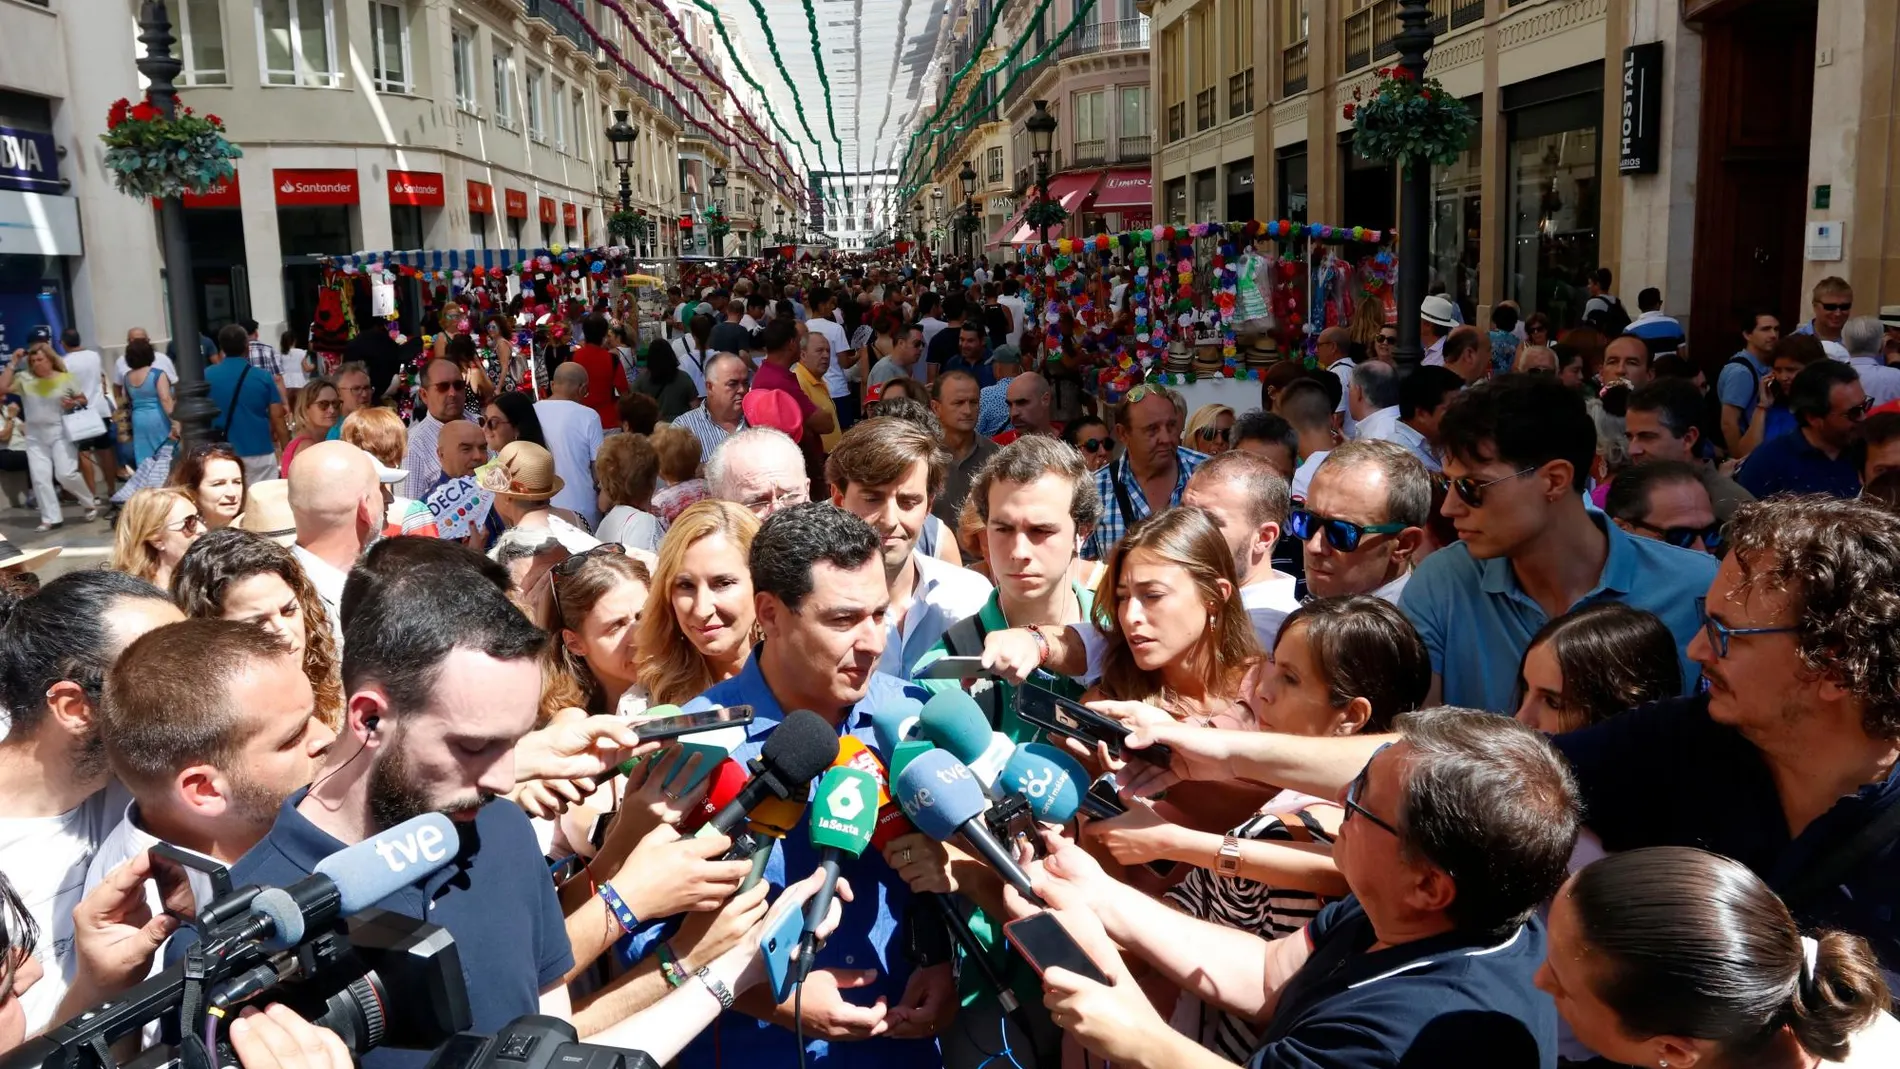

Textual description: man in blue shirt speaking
[674,502,955,1066]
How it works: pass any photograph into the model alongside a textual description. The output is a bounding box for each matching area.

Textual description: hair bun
[1788,929,1889,1061]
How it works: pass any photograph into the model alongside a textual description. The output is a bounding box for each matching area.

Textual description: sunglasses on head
[1439,466,1538,508]
[1288,508,1406,553]
[550,543,627,622]
[1630,518,1724,552]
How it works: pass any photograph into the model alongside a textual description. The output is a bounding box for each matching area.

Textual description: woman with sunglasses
[481,390,546,454]
[634,500,761,706]
[1185,404,1236,456]
[172,526,345,730]
[1084,596,1430,1064]
[108,487,201,589]
[1524,311,1554,349]
[278,375,340,478]
[1062,416,1114,473]
[1515,602,1680,735]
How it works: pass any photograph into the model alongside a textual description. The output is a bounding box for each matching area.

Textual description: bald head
[1006,371,1053,435]
[551,361,589,399]
[288,441,379,544]
[438,420,487,479]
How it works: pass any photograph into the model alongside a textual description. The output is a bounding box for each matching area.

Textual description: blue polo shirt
[1735,428,1862,499]
[652,650,937,1067]
[1554,694,1900,983]
[1250,897,1554,1068]
[208,792,572,1069]
[1400,511,1715,712]
[205,356,280,458]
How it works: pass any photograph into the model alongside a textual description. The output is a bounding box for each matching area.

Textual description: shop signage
[388,170,445,207]
[1618,43,1664,175]
[0,190,81,256]
[153,174,241,210]
[0,126,59,194]
[562,202,578,227]
[505,188,529,218]
[468,180,494,214]
[538,196,556,224]
[275,168,359,206]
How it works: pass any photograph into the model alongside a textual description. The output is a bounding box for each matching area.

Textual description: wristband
[597,881,639,935]
[656,941,688,988]
[1024,623,1051,667]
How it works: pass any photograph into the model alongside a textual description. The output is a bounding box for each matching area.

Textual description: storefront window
[1192,169,1216,223]
[391,204,424,250]
[1506,94,1600,330]
[1431,103,1483,326]
[1276,146,1307,225]
[1164,177,1187,223]
[1225,159,1253,222]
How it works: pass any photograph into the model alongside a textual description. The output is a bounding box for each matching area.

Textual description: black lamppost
[931,186,945,258]
[1393,2,1435,375]
[958,160,978,262]
[775,204,786,243]
[606,109,637,253]
[137,1,217,446]
[912,200,925,265]
[750,191,764,255]
[709,168,727,256]
[1026,98,1058,247]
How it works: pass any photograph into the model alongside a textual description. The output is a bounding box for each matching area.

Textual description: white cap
[370,456,408,484]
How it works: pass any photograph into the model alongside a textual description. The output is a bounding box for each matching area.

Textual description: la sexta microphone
[1000,743,1086,823]
[797,765,879,981]
[897,750,1046,909]
[832,736,913,850]
[918,691,1015,798]
[696,709,839,839]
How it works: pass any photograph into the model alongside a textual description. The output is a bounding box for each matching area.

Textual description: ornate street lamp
[912,200,925,265]
[751,192,764,255]
[959,160,978,261]
[136,1,216,445]
[1027,98,1058,246]
[931,186,945,255]
[775,204,786,243]
[708,168,728,256]
[1393,1,1435,375]
[607,109,637,214]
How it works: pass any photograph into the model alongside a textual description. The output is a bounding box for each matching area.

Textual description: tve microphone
[896,750,1045,909]
[699,709,839,839]
[917,690,1015,797]
[1000,743,1086,823]
[239,812,460,952]
[798,765,878,981]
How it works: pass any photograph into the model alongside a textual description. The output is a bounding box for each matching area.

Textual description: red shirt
[991,422,1064,447]
[569,343,628,428]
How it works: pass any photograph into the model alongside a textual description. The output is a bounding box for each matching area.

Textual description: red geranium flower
[130,102,160,123]
[107,99,131,128]
[1344,102,1358,119]
[205,114,222,127]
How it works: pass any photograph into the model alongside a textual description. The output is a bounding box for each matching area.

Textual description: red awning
[1088,169,1152,211]
[988,171,1103,247]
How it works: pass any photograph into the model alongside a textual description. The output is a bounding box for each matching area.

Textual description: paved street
[0,493,118,581]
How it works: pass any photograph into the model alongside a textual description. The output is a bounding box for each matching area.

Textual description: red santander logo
[273,168,358,206]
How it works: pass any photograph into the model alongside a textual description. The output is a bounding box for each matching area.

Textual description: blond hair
[340,406,408,469]
[109,488,196,584]
[650,424,702,484]
[633,500,760,704]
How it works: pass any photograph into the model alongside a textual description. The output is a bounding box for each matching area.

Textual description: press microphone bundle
[695,709,839,840]
[896,749,1048,910]
[917,691,1017,798]
[795,765,879,983]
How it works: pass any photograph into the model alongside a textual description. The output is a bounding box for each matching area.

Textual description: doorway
[1689,0,1815,370]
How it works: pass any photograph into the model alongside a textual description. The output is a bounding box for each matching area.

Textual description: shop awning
[989,171,1103,247]
[1088,169,1153,212]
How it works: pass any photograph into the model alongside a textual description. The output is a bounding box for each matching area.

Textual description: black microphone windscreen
[759,709,842,784]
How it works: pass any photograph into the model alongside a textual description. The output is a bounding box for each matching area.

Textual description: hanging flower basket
[100,97,242,200]
[607,209,641,242]
[1023,198,1069,230]
[704,204,731,242]
[953,213,983,235]
[1346,67,1473,174]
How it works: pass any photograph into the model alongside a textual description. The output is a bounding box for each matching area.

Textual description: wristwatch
[694,965,735,1010]
[1216,834,1242,879]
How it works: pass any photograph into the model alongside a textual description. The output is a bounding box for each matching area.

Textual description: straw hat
[478,441,564,500]
[1420,294,1459,329]
[238,480,297,545]
[0,533,61,573]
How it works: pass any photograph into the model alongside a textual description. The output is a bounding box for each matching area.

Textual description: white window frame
[451,24,478,112]
[492,44,516,129]
[572,91,588,161]
[180,0,229,86]
[526,65,547,143]
[551,78,566,151]
[254,0,341,87]
[368,0,410,94]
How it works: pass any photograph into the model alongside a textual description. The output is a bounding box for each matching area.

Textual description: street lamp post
[137,1,217,446]
[1027,99,1058,248]
[958,160,978,262]
[709,168,728,257]
[606,109,637,253]
[1393,2,1435,375]
[931,187,945,258]
[912,201,925,268]
[751,192,764,256]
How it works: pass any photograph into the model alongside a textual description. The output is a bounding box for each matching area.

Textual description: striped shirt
[670,405,741,464]
[403,412,447,499]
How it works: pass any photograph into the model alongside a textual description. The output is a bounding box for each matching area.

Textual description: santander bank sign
[274,168,359,206]
[388,170,445,207]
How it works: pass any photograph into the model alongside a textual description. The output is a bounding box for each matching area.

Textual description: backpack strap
[1775,797,1900,914]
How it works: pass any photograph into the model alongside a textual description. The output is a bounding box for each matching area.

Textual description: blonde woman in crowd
[107,487,201,589]
[633,500,760,706]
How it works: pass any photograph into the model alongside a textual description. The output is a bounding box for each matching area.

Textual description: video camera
[1,815,472,1069]
[424,1017,659,1069]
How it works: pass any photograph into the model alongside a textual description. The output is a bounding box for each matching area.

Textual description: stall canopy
[989,171,1103,247]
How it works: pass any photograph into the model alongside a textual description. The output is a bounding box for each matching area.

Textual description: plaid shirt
[247,340,284,377]
[1082,446,1208,561]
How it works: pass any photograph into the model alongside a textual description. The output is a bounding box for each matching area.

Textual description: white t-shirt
[1291,450,1329,502]
[62,349,112,416]
[282,347,310,388]
[596,504,663,553]
[998,294,1027,349]
[807,317,852,398]
[534,398,606,526]
[113,351,177,391]
[0,782,131,1032]
[1240,571,1303,651]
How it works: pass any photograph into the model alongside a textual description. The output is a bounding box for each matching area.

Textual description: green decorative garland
[1348,67,1474,174]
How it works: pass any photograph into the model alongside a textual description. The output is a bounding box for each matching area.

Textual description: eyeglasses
[1195,426,1232,444]
[1696,596,1799,658]
[1288,508,1407,553]
[1343,743,1398,836]
[310,397,340,411]
[429,380,466,394]
[1376,334,1397,345]
[1819,301,1853,313]
[1629,518,1724,552]
[1441,466,1537,508]
[1840,397,1876,421]
[741,485,809,515]
[1078,437,1110,453]
[166,513,205,535]
[550,543,627,624]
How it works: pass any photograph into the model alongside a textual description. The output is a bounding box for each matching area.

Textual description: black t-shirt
[708,320,754,355]
[926,322,965,370]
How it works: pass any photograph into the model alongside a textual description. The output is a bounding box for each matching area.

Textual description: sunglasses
[1195,426,1232,444]
[167,513,205,535]
[1376,334,1397,345]
[1440,466,1537,508]
[550,543,627,624]
[1288,508,1406,553]
[1629,518,1724,552]
[1695,596,1798,659]
[1343,743,1398,836]
[1078,437,1110,453]
[429,380,466,394]
[1842,397,1875,421]
[1819,302,1853,313]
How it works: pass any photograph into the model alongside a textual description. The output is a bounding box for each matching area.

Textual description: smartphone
[602,738,732,790]
[760,900,807,1003]
[1078,774,1127,820]
[1004,910,1110,986]
[628,705,755,744]
[149,842,232,925]
[1016,684,1173,767]
[913,655,993,680]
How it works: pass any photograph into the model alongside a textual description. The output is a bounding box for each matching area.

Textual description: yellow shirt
[793,362,842,452]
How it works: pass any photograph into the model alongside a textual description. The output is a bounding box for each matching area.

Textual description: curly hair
[171,527,344,729]
[1724,496,1900,738]
[595,433,660,509]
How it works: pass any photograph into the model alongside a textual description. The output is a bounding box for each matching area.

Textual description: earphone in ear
[363,715,381,735]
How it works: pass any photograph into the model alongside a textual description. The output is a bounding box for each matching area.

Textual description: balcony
[1167,102,1185,143]
[1282,41,1308,96]
[1228,69,1253,119]
[1452,0,1483,28]
[1117,134,1151,161]
[1073,139,1106,167]
[522,0,592,54]
[1059,17,1151,60]
[1195,88,1215,132]
[1345,0,1458,73]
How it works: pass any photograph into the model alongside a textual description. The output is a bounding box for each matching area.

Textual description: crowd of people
[2,249,1900,1069]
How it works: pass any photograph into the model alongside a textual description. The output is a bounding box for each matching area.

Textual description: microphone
[917,691,1015,797]
[896,750,1045,909]
[797,765,879,981]
[999,743,1086,823]
[698,710,839,839]
[680,758,750,833]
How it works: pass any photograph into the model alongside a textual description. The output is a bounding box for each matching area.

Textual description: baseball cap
[1420,295,1459,329]
[742,388,805,440]
[369,456,408,484]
